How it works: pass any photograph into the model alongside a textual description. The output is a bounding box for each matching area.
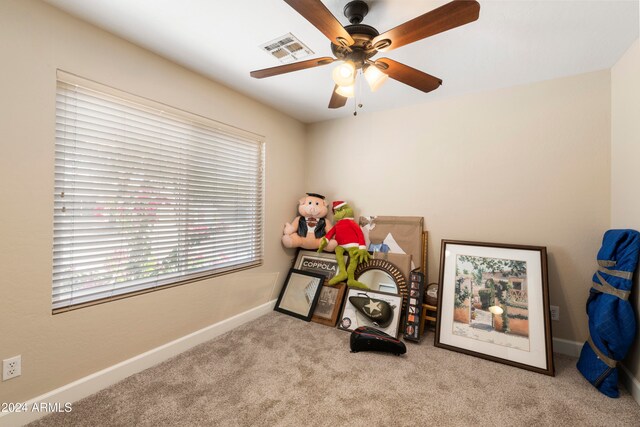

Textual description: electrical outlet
[2,355,21,381]
[550,305,560,321]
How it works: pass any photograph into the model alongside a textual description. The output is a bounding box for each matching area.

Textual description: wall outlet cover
[2,355,22,381]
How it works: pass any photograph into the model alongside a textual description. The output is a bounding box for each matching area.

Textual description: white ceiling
[44,0,639,123]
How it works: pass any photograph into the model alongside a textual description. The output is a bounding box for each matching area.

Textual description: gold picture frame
[311,283,347,327]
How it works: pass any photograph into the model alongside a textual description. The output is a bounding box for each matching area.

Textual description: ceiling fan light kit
[335,84,355,98]
[250,0,480,111]
[332,61,356,86]
[363,64,388,92]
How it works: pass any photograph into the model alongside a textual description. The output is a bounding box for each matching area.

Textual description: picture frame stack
[275,228,556,377]
[293,249,348,327]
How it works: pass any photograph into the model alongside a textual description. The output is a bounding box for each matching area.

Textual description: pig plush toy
[282,193,337,251]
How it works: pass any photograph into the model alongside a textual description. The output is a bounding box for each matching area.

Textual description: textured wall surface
[611,39,640,388]
[0,0,305,402]
[307,70,611,346]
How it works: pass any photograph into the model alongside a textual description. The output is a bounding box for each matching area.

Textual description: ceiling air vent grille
[260,33,313,64]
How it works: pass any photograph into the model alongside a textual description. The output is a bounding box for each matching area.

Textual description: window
[53,71,264,312]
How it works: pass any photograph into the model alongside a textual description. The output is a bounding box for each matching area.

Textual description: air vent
[260,33,314,64]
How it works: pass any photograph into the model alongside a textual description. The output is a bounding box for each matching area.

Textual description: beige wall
[0,0,305,402]
[611,39,640,385]
[0,0,632,406]
[307,70,612,344]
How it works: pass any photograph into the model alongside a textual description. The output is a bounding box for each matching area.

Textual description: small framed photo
[311,283,347,327]
[274,269,324,321]
[435,240,554,376]
[404,270,425,342]
[425,283,439,306]
[337,288,403,338]
[294,249,347,281]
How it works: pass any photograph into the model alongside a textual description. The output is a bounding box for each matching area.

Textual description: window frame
[52,70,265,314]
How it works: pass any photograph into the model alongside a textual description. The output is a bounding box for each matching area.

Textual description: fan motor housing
[331,24,379,67]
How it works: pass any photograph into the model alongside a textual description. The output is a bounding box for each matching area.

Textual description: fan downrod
[343,0,369,25]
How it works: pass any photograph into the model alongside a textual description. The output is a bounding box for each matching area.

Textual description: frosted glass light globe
[335,84,355,98]
[364,65,388,92]
[332,61,356,86]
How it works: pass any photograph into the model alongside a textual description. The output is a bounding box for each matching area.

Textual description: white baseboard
[620,363,640,406]
[0,300,276,427]
[553,337,640,407]
[553,337,583,358]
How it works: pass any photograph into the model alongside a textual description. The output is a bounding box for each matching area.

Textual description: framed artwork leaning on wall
[435,240,554,376]
[274,269,325,321]
[311,283,347,327]
[338,288,403,338]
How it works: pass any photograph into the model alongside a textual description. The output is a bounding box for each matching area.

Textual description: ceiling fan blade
[372,0,480,52]
[250,57,334,79]
[376,58,442,93]
[284,0,355,47]
[328,85,348,109]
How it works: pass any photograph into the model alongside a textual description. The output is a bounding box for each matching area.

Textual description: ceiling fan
[250,0,480,110]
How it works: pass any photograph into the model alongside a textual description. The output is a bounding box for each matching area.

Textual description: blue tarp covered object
[577,229,640,398]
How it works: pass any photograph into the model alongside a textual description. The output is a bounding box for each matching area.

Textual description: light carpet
[31,312,640,426]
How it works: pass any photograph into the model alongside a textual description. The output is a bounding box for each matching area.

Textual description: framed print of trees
[435,240,554,376]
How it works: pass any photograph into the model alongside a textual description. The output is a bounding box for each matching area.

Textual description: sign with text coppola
[299,255,340,278]
[294,250,347,282]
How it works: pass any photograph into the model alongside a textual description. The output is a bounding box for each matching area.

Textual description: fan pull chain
[353,73,358,116]
[354,69,363,116]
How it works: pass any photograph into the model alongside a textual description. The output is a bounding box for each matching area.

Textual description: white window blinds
[53,73,264,312]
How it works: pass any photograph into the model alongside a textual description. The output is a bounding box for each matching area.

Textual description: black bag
[350,326,406,356]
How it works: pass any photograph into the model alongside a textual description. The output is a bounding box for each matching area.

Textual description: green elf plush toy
[318,201,371,289]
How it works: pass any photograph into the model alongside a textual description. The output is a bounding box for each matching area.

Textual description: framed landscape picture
[337,288,403,338]
[294,249,347,282]
[274,269,324,321]
[434,240,554,376]
[311,283,347,327]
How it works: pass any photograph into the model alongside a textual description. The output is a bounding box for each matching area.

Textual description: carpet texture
[31,312,640,426]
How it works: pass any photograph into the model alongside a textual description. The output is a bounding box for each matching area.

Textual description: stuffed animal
[282,193,337,251]
[318,201,372,289]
